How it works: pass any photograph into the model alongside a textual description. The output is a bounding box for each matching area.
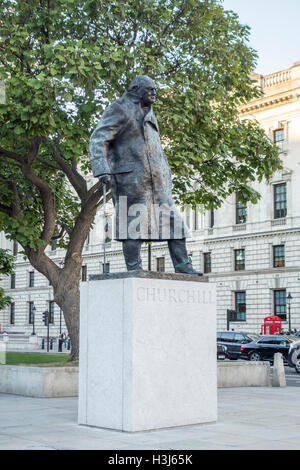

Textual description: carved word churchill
[136,286,214,304]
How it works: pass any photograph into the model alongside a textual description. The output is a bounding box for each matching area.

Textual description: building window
[274,183,287,219]
[156,257,165,272]
[10,273,16,289]
[13,240,18,256]
[103,262,110,273]
[81,265,87,282]
[49,301,55,324]
[273,128,285,151]
[10,303,15,324]
[236,197,247,225]
[273,245,285,268]
[274,289,286,321]
[203,253,211,273]
[234,249,245,271]
[28,301,34,324]
[234,291,246,321]
[29,271,35,288]
[209,208,214,228]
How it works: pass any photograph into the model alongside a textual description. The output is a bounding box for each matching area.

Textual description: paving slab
[0,388,299,450]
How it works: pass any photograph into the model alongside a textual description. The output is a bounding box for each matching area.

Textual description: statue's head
[127,75,156,106]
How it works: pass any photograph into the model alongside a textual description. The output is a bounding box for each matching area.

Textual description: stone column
[0,81,5,104]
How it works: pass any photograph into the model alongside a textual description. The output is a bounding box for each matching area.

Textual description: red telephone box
[261,316,282,335]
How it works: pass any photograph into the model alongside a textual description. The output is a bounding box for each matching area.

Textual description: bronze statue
[89,75,202,275]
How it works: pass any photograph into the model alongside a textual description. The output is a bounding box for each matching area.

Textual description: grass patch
[5,352,73,366]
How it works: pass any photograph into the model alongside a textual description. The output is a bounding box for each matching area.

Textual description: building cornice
[202,226,300,245]
[207,266,300,279]
[240,88,300,115]
[5,286,53,294]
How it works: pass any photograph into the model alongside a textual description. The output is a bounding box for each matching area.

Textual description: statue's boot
[168,239,203,276]
[122,240,143,271]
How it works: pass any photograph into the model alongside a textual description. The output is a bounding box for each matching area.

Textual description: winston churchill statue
[89,75,202,275]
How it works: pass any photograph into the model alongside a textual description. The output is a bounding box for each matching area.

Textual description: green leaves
[0,249,15,310]
[0,249,15,276]
[0,0,281,256]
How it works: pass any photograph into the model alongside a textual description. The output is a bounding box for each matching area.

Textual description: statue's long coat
[89,92,189,240]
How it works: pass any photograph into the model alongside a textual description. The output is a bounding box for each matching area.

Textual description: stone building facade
[1,62,300,342]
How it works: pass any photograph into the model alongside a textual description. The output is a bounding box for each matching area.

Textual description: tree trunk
[26,249,82,361]
[24,186,102,362]
[54,265,81,362]
[57,289,80,362]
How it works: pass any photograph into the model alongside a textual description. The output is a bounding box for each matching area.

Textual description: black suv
[240,335,292,362]
[217,331,259,360]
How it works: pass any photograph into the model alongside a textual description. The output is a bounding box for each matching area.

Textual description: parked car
[217,343,228,360]
[240,335,292,362]
[287,340,300,374]
[217,331,260,360]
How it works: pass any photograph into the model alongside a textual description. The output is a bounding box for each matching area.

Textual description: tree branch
[0,203,12,216]
[0,147,23,163]
[11,181,22,219]
[22,138,56,245]
[0,177,22,218]
[36,156,60,170]
[51,225,65,240]
[25,136,41,166]
[24,248,60,288]
[51,144,87,200]
[160,1,186,37]
[64,183,104,269]
[71,157,89,194]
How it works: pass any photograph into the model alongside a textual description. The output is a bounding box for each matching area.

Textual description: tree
[0,249,14,310]
[0,0,281,360]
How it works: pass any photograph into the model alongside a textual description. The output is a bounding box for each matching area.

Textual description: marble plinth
[78,271,217,432]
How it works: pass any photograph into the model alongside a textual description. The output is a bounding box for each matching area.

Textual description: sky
[221,0,300,76]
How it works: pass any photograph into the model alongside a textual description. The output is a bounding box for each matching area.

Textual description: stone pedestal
[78,271,217,432]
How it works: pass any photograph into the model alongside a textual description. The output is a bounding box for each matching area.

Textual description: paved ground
[0,387,299,450]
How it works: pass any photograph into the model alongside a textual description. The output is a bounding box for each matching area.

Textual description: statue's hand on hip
[98,174,111,184]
